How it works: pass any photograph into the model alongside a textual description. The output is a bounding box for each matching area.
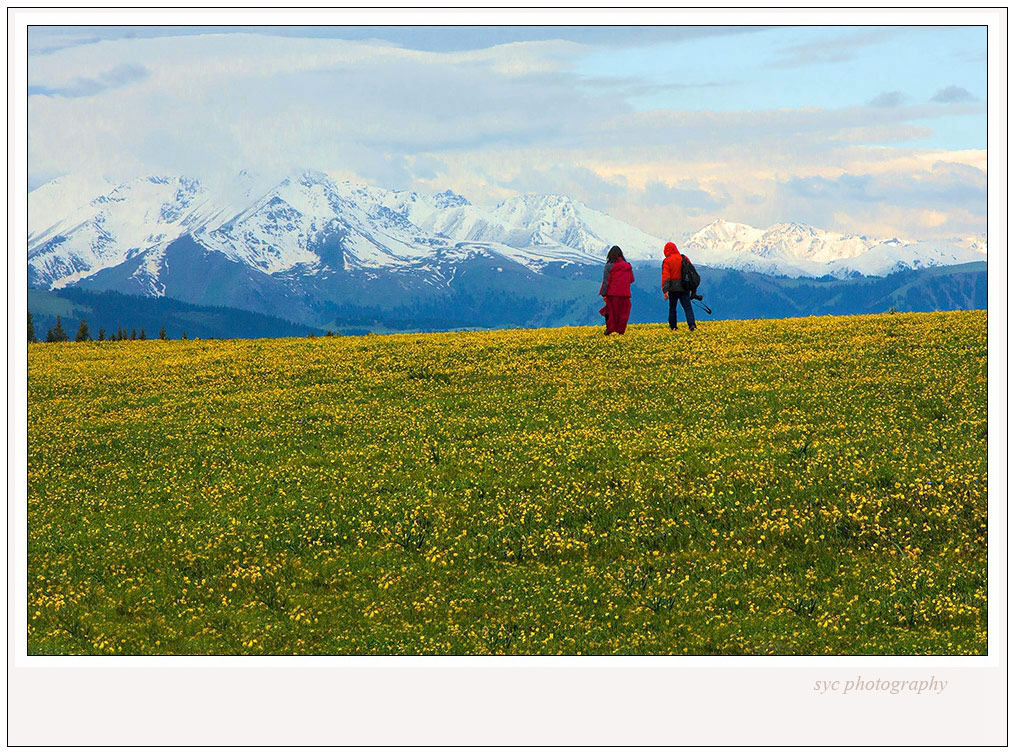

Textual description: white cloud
[27,30,986,241]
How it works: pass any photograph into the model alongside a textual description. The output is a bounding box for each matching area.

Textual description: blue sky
[576,26,986,149]
[27,24,987,240]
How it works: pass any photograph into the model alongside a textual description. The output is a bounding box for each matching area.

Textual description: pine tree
[130,328,137,341]
[46,316,68,343]
[139,327,147,341]
[98,328,106,341]
[119,328,127,341]
[182,331,188,340]
[159,326,167,340]
[28,312,36,344]
[75,319,90,342]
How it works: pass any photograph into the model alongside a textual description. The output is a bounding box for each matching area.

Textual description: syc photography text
[814,676,948,696]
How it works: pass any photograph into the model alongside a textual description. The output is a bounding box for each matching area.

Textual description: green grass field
[27,312,988,654]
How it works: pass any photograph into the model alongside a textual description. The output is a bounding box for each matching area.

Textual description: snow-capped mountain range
[28,171,987,296]
[28,171,675,294]
[684,219,986,278]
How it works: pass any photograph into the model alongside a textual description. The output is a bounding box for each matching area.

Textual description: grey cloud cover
[579,75,735,99]
[640,180,729,211]
[867,91,906,108]
[26,29,987,241]
[565,101,979,158]
[29,62,149,98]
[767,27,904,69]
[28,25,775,56]
[931,85,977,103]
[503,164,628,205]
[785,163,986,212]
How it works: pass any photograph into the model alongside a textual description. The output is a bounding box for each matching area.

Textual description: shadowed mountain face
[32,257,987,338]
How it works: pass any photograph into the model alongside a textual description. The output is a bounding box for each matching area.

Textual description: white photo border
[7,5,1007,746]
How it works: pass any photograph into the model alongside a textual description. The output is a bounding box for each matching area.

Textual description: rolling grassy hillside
[27,312,988,654]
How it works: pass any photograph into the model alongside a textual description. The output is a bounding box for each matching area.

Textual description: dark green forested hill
[28,288,323,341]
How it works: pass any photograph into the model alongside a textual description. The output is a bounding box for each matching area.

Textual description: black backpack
[681,255,701,292]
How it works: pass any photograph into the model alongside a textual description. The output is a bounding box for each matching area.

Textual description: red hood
[664,242,679,257]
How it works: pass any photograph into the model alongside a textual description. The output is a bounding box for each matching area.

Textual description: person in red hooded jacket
[598,245,635,335]
[661,241,696,332]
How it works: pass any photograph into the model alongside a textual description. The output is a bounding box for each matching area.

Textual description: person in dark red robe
[598,245,635,335]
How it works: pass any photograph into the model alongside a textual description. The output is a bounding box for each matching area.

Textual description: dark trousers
[668,291,696,330]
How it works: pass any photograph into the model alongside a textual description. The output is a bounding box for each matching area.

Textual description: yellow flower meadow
[27,311,987,655]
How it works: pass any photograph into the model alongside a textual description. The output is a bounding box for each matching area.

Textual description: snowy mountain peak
[957,233,987,255]
[27,173,987,295]
[480,193,665,263]
[295,169,335,188]
[28,173,116,245]
[689,217,902,262]
[683,216,981,278]
[686,219,764,252]
[433,189,470,208]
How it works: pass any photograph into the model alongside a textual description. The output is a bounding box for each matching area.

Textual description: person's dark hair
[606,245,625,263]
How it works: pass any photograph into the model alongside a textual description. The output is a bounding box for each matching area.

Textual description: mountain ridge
[28,172,989,306]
